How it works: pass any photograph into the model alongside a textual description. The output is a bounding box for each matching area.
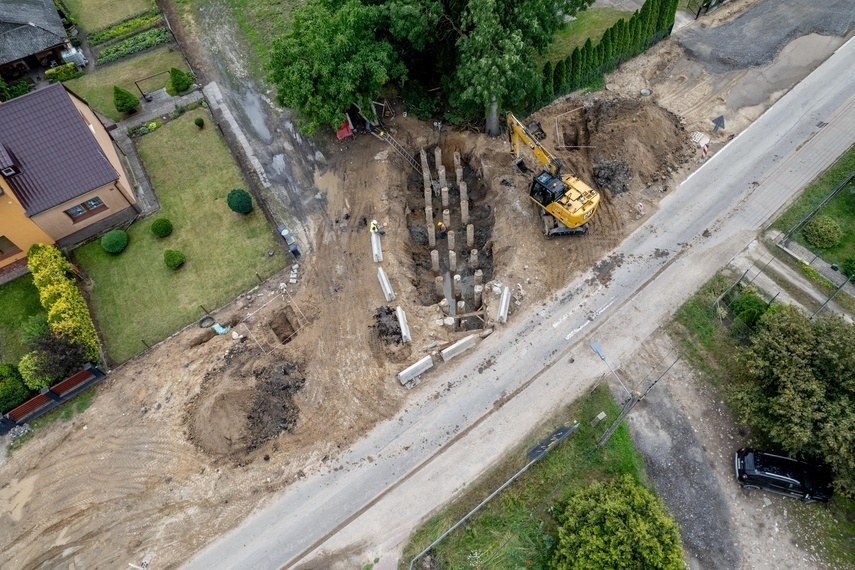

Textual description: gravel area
[679,0,855,72]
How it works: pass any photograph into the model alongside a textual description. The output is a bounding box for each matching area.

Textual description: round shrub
[18,352,52,391]
[803,215,842,249]
[194,117,205,128]
[227,188,253,214]
[151,218,173,238]
[730,291,768,328]
[101,229,129,254]
[164,249,186,270]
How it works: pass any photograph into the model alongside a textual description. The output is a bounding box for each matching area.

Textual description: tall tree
[569,46,582,88]
[449,0,535,135]
[543,60,555,98]
[267,0,406,134]
[553,58,567,94]
[735,306,855,496]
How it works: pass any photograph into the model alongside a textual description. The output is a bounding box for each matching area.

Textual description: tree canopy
[551,475,683,570]
[267,0,594,133]
[266,0,407,135]
[734,305,855,496]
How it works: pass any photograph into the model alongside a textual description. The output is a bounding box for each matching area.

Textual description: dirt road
[1,1,853,568]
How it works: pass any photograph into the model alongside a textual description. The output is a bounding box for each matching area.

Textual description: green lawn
[541,8,632,64]
[65,0,155,31]
[400,383,647,569]
[73,109,284,363]
[0,274,44,365]
[64,46,187,122]
[771,144,855,267]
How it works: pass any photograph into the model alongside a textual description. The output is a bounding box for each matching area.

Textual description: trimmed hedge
[227,188,253,214]
[803,215,842,249]
[169,67,194,93]
[96,27,172,64]
[194,117,205,128]
[45,62,84,82]
[88,8,162,46]
[151,218,173,237]
[0,363,33,414]
[27,244,100,361]
[164,249,186,270]
[114,85,139,113]
[101,229,129,253]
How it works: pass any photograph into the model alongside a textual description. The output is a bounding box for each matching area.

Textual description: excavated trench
[406,146,494,331]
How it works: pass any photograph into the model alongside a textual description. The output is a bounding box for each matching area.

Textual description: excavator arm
[507,112,561,176]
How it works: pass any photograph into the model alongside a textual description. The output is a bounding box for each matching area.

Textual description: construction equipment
[507,113,600,238]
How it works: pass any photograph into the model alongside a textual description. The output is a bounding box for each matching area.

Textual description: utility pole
[590,341,631,400]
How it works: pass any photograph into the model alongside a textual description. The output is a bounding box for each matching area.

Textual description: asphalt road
[185,37,855,570]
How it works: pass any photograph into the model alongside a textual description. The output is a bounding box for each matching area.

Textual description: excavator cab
[530,172,566,207]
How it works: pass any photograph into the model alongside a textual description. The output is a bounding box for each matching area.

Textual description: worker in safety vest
[437,221,447,238]
[370,219,385,236]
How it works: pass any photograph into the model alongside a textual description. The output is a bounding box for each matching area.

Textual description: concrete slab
[440,334,478,362]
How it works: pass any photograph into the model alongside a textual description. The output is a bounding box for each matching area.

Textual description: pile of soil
[373,306,402,344]
[185,344,305,461]
[547,97,693,196]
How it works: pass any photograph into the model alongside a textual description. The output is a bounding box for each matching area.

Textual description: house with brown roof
[0,0,68,81]
[0,83,139,273]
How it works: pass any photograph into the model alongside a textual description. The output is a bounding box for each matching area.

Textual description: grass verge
[771,144,855,266]
[7,386,97,454]
[541,8,632,64]
[73,109,284,363]
[65,0,155,31]
[0,274,45,365]
[399,383,647,569]
[64,46,187,122]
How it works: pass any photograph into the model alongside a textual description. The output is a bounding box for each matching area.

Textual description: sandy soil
[1,0,851,568]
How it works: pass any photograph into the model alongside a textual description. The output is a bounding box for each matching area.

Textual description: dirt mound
[185,344,305,461]
[548,97,692,196]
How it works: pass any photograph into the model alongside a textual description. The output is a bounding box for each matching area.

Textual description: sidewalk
[769,229,855,298]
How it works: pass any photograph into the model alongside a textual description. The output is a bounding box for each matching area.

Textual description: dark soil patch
[246,363,305,452]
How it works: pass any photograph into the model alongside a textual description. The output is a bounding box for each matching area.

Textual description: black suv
[734,448,833,503]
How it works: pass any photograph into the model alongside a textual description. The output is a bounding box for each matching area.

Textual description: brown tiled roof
[0,83,118,216]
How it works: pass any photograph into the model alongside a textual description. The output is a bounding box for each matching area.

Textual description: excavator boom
[506,113,600,237]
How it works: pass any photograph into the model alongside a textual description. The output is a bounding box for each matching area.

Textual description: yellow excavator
[507,113,600,238]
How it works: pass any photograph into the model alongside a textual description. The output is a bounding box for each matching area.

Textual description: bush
[45,62,84,82]
[96,27,172,64]
[88,9,162,46]
[169,67,194,93]
[227,188,253,214]
[802,215,842,249]
[194,117,205,128]
[164,249,186,270]
[27,245,100,361]
[730,290,768,328]
[101,229,129,254]
[22,313,48,343]
[552,475,683,570]
[151,218,173,237]
[0,364,32,413]
[19,352,52,391]
[114,85,139,113]
[0,78,30,102]
[842,257,855,278]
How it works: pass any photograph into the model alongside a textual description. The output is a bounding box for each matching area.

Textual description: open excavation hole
[406,146,494,330]
[269,305,300,344]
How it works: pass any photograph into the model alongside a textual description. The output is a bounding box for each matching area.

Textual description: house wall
[31,181,135,241]
[0,179,54,269]
[69,93,136,207]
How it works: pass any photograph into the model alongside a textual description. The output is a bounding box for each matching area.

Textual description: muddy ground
[1,0,852,567]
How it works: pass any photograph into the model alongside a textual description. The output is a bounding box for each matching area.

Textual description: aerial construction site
[2,0,852,567]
